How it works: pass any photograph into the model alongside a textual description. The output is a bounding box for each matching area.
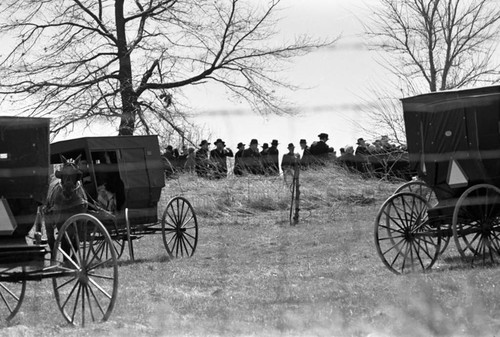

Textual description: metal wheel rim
[374,192,440,274]
[162,197,198,258]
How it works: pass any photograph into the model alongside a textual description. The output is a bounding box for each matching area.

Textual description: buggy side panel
[0,117,50,238]
[402,86,500,201]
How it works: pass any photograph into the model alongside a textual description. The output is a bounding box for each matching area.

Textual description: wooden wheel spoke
[58,246,80,269]
[382,237,406,256]
[56,275,78,290]
[88,277,113,300]
[413,237,437,261]
[84,285,96,323]
[63,231,80,265]
[0,282,21,302]
[87,272,115,281]
[387,240,407,266]
[385,212,407,232]
[378,235,405,241]
[87,281,106,316]
[0,287,13,313]
[70,284,82,324]
[378,224,405,234]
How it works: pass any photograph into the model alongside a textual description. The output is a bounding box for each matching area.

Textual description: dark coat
[234,149,245,176]
[195,148,211,177]
[281,153,298,173]
[242,148,263,174]
[266,146,279,175]
[210,148,234,178]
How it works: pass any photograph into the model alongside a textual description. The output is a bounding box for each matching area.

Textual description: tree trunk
[115,0,138,136]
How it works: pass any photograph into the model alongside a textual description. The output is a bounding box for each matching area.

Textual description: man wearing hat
[355,138,370,156]
[233,142,246,176]
[266,139,280,175]
[309,132,334,165]
[299,139,312,169]
[260,143,270,173]
[195,140,211,177]
[281,143,299,175]
[242,139,263,175]
[210,138,233,179]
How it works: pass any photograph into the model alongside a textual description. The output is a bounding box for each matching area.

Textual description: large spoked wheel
[375,192,440,274]
[0,267,26,321]
[452,184,500,266]
[162,197,198,258]
[52,213,118,326]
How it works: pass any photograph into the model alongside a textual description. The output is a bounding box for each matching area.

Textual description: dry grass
[2,163,500,336]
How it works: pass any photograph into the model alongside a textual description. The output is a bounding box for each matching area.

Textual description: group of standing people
[189,132,335,179]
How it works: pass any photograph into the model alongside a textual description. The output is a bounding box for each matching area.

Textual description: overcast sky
[185,0,393,152]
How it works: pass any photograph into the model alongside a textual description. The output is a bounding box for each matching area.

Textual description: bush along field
[3,163,500,337]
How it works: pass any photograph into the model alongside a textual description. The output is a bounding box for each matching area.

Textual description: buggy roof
[401,85,500,113]
[50,135,161,163]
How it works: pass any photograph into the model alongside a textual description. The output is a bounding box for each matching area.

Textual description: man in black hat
[242,139,263,175]
[281,143,299,175]
[354,137,371,173]
[195,140,211,177]
[299,139,312,169]
[309,132,334,165]
[210,138,233,179]
[234,142,246,176]
[266,139,279,175]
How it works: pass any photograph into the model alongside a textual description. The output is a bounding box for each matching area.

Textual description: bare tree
[0,0,331,136]
[366,0,500,93]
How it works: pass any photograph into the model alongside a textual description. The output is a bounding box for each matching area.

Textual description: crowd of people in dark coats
[161,132,411,180]
[161,132,336,179]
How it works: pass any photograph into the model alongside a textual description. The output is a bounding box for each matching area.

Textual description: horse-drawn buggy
[375,86,500,274]
[50,135,198,260]
[0,116,118,325]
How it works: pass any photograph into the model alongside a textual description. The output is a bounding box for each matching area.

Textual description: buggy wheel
[395,181,448,254]
[52,213,118,326]
[375,192,440,274]
[162,197,198,258]
[90,214,125,260]
[0,267,26,321]
[452,184,500,266]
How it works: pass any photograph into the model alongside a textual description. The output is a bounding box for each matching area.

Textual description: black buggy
[50,135,199,261]
[375,86,500,274]
[0,117,118,325]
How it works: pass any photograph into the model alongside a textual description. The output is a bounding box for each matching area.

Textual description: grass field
[2,165,500,336]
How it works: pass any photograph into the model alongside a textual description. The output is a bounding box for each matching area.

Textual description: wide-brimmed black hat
[299,139,307,144]
[271,139,279,146]
[214,138,225,146]
[288,143,295,149]
[165,145,173,150]
[357,138,365,145]
[318,133,329,140]
[250,139,259,145]
[237,142,245,148]
[199,140,210,146]
[262,143,269,149]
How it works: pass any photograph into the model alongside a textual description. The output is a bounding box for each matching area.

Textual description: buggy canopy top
[51,135,165,211]
[402,85,500,199]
